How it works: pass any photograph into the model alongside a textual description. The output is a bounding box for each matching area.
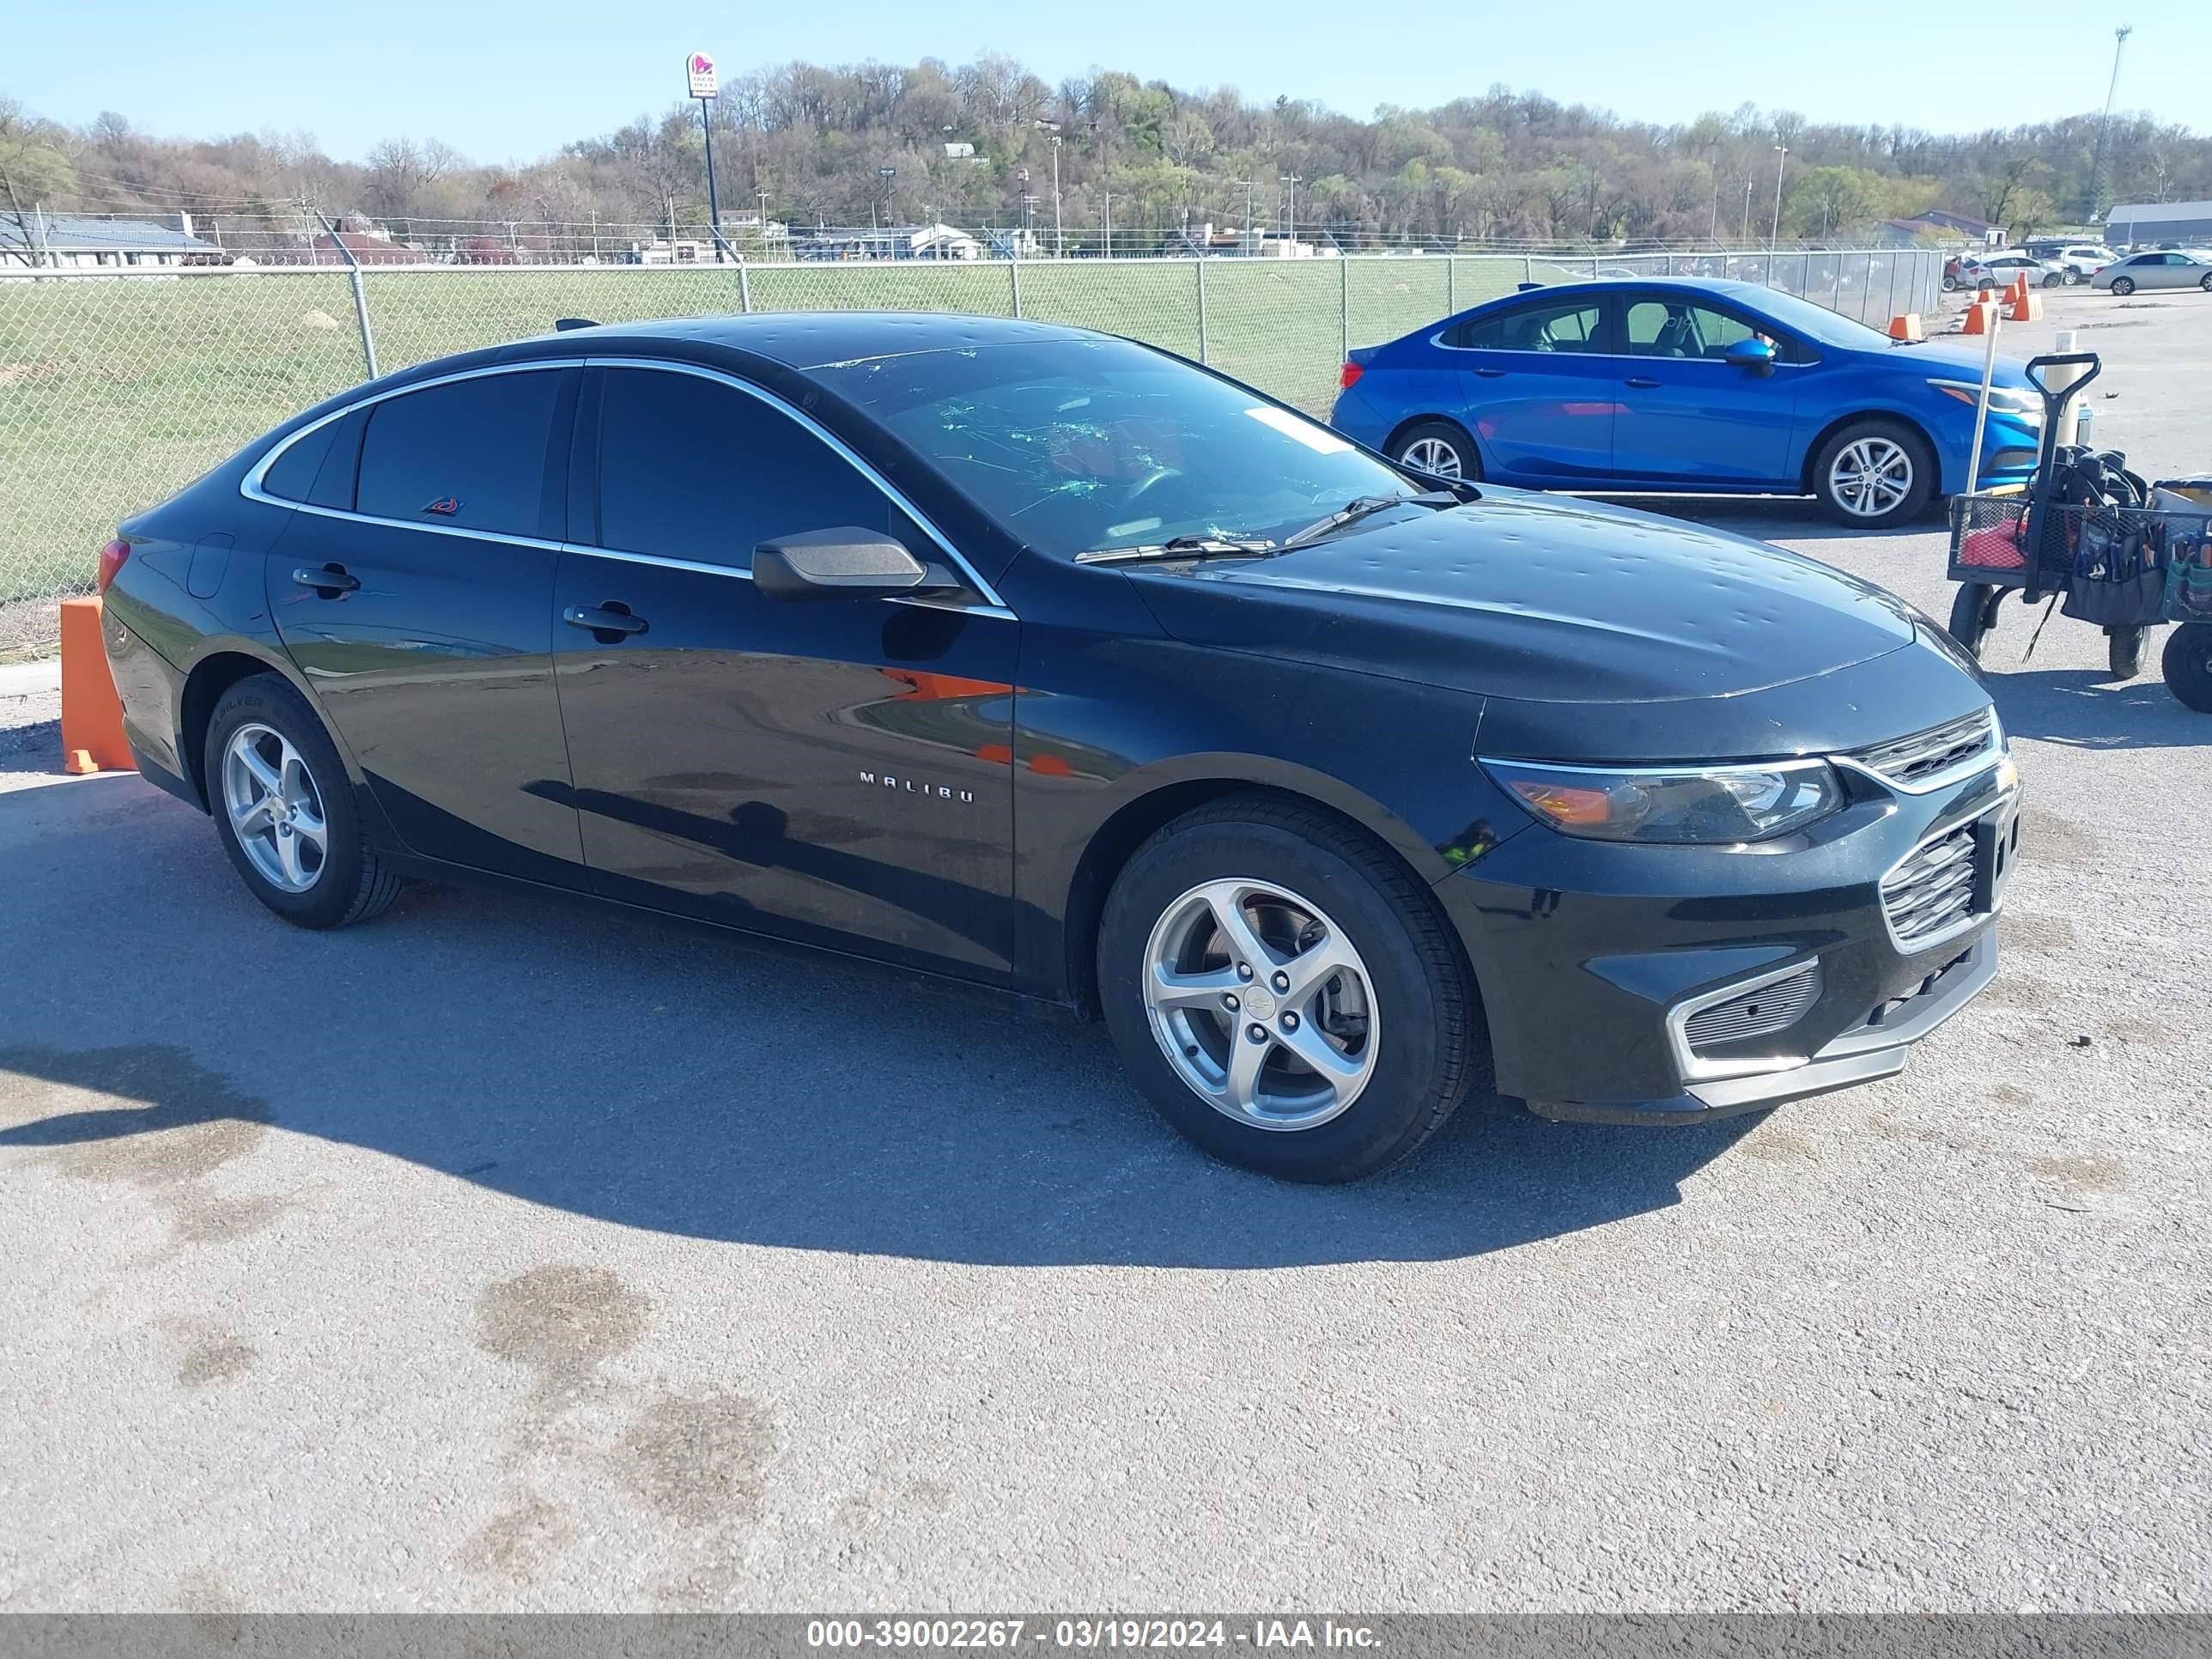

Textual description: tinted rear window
[260,420,338,503]
[356,369,568,538]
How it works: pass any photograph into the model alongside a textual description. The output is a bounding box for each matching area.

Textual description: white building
[0,210,226,269]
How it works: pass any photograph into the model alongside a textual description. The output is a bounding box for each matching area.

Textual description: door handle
[1624,376,1662,389]
[564,603,649,641]
[1474,368,1507,379]
[292,564,359,595]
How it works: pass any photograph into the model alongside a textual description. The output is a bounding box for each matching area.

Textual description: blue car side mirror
[1725,337,1778,377]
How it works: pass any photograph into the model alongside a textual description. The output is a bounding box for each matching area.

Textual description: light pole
[878,167,896,240]
[1769,144,1789,249]
[1243,179,1257,254]
[1102,187,1112,258]
[1284,174,1302,246]
[2086,24,2133,222]
[1742,175,1753,242]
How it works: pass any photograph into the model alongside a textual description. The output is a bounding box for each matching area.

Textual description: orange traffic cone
[1888,313,1924,341]
[2005,273,2030,306]
[2007,291,2044,322]
[58,597,132,775]
[1961,300,1999,335]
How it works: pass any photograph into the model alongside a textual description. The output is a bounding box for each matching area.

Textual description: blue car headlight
[1929,380,2043,427]
[1480,757,1845,844]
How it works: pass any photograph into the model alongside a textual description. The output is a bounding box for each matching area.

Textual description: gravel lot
[2,287,2208,1613]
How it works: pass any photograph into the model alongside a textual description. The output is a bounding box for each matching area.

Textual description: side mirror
[1724,337,1778,378]
[753,527,944,601]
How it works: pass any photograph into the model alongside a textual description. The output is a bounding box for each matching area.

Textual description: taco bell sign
[687,52,718,99]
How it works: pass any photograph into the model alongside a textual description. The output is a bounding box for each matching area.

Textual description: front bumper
[1528,931,1996,1124]
[1434,750,2017,1124]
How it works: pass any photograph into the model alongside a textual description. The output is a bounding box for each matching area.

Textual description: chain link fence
[0,246,1941,655]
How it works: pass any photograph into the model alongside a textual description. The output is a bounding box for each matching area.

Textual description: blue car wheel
[1387,420,1482,483]
[1811,419,1935,529]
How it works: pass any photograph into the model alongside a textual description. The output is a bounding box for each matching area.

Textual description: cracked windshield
[813,336,1425,557]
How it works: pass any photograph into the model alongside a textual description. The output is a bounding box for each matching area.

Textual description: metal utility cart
[1944,351,2212,711]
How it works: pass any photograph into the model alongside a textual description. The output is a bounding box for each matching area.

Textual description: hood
[1897,343,2032,386]
[1123,489,1918,706]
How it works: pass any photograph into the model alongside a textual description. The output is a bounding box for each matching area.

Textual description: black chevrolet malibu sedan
[97,313,2020,1181]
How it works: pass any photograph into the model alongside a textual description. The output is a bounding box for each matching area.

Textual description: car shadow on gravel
[0,801,1759,1271]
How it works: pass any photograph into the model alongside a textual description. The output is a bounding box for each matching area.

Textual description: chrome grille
[1682,963,1823,1051]
[1881,820,1979,950]
[1846,708,1997,791]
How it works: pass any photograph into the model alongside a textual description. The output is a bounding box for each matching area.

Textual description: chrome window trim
[1663,959,1820,1084]
[238,354,1013,616]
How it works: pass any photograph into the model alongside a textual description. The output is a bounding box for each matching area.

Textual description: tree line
[4,62,2208,258]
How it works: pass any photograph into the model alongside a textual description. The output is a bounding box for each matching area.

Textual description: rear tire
[1813,419,1936,528]
[2112,276,2136,296]
[204,674,403,930]
[1097,794,1480,1182]
[2107,625,2147,681]
[2164,624,2212,714]
[1948,582,1999,660]
[1388,420,1482,483]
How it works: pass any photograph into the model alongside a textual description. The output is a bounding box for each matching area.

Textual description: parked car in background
[1958,252,2069,289]
[2021,240,2118,282]
[2092,249,2212,294]
[97,312,2020,1180]
[1330,277,2045,527]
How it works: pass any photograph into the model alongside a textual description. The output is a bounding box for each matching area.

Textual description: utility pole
[2085,24,2134,223]
[1243,179,1256,254]
[1284,174,1302,246]
[1051,134,1062,256]
[1742,175,1753,242]
[1769,144,1789,249]
[1103,186,1112,258]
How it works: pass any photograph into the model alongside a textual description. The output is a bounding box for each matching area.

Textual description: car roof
[515,309,1095,370]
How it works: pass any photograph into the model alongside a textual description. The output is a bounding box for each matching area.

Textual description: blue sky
[9,0,2199,165]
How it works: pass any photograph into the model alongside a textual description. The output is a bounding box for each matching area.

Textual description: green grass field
[0,252,1577,647]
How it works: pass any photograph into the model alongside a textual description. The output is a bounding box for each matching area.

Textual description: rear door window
[1450,298,1607,353]
[355,368,571,538]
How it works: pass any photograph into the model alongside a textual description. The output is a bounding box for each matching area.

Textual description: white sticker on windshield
[1244,405,1352,453]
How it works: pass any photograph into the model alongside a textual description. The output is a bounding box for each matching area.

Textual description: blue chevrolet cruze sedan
[1329,278,2041,527]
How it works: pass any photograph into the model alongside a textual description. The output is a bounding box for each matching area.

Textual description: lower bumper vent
[1682,962,1823,1053]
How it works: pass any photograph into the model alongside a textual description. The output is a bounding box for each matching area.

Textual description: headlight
[1480,757,1845,844]
[1929,380,2042,423]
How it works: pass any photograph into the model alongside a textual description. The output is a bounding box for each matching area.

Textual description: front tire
[2201,273,2212,293]
[2165,624,2212,713]
[2043,270,2063,288]
[1813,419,1936,528]
[205,674,403,929]
[1097,794,1481,1182]
[1388,420,1482,483]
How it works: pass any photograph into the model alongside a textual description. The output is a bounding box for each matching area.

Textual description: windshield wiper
[1076,533,1276,565]
[1279,490,1458,550]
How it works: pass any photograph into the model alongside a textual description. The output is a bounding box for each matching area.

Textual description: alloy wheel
[1140,878,1379,1132]
[222,721,329,893]
[1400,436,1462,477]
[1828,436,1915,519]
